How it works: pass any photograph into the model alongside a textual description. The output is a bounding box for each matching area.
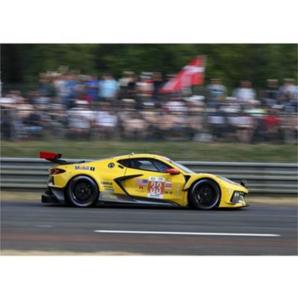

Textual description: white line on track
[94,230,280,237]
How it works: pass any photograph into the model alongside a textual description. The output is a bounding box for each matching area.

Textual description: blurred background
[1,44,297,161]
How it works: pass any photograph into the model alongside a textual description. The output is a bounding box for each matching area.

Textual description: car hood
[187,173,248,193]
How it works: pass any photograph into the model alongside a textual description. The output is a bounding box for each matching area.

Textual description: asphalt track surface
[1,199,297,255]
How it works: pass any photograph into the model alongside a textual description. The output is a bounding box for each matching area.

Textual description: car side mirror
[166,168,180,175]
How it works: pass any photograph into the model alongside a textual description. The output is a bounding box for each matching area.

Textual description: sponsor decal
[164,191,173,195]
[108,162,115,168]
[100,191,117,200]
[176,184,182,195]
[104,187,114,191]
[164,181,173,190]
[136,179,148,189]
[75,165,95,171]
[102,181,113,185]
[147,176,165,199]
[101,181,114,191]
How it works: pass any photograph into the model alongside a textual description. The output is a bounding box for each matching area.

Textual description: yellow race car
[40,151,248,209]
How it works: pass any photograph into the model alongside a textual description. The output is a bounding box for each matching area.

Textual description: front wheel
[189,179,220,210]
[66,176,99,207]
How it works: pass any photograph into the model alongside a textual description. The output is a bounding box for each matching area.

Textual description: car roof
[111,153,170,161]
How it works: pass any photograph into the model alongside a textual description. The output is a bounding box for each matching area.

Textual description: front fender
[184,173,247,192]
[183,173,248,208]
[183,173,221,191]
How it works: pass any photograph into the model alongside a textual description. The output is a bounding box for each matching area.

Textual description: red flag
[161,56,205,93]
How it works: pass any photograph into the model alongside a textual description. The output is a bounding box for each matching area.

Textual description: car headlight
[231,191,245,203]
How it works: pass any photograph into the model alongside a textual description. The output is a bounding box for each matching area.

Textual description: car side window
[131,159,157,171]
[118,159,131,168]
[119,158,171,173]
[151,159,170,172]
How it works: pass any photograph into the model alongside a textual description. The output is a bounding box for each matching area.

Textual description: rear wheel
[189,179,220,210]
[67,176,99,207]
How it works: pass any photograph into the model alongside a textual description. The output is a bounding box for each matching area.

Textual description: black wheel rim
[72,180,94,205]
[194,183,219,209]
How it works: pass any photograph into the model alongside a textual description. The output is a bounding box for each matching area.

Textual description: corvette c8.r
[40,152,248,209]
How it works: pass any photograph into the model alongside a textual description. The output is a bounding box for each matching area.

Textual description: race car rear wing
[39,151,68,164]
[39,151,86,165]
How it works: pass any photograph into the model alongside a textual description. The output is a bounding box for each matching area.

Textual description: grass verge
[1,140,297,162]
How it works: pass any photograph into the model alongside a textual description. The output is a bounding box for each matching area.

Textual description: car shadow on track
[40,202,250,212]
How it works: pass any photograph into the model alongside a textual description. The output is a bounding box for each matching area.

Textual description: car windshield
[169,160,194,174]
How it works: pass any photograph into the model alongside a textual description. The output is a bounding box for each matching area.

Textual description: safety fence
[0,157,297,194]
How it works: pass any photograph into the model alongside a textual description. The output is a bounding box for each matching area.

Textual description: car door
[119,158,185,202]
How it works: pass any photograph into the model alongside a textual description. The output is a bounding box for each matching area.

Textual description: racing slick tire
[66,175,99,208]
[189,179,220,210]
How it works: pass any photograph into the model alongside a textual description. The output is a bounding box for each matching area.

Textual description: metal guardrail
[0,157,297,194]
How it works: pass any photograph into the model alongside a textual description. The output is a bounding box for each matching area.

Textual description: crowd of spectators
[1,69,297,144]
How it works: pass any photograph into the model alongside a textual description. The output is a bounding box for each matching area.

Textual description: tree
[1,44,297,92]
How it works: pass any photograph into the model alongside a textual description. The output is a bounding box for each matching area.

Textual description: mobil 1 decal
[147,176,167,199]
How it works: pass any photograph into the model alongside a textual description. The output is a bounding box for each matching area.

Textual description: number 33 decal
[147,177,165,199]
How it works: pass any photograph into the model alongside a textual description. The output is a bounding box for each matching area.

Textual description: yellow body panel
[49,153,248,208]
